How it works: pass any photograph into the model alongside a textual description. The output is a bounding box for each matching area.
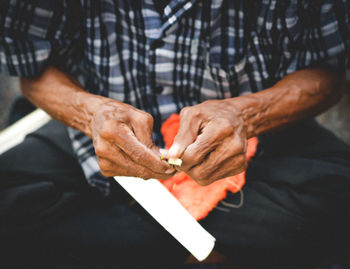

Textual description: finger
[95,136,175,178]
[103,164,176,179]
[96,142,136,172]
[99,163,176,179]
[188,153,247,186]
[165,107,202,159]
[97,157,124,177]
[184,135,247,184]
[208,154,247,181]
[191,133,246,173]
[118,128,174,173]
[131,112,155,149]
[102,124,173,174]
[159,148,168,156]
[179,123,223,171]
[131,116,166,162]
[98,152,176,179]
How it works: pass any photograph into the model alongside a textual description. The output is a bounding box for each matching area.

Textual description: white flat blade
[114,177,216,262]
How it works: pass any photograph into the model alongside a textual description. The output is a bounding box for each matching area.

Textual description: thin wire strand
[214,206,231,213]
[220,189,244,209]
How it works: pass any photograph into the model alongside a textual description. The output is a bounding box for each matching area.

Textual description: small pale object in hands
[168,158,183,167]
[161,154,183,167]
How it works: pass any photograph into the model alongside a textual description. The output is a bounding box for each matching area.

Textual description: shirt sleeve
[255,0,350,82]
[286,0,350,73]
[0,0,82,77]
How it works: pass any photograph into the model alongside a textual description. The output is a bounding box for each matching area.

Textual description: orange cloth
[160,114,258,220]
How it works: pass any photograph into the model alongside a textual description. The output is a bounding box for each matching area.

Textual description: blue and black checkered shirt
[1,0,349,194]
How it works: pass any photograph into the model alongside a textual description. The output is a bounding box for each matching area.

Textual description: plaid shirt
[1,0,349,195]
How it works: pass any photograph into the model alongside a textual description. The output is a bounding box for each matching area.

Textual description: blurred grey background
[1,73,350,145]
[0,75,20,129]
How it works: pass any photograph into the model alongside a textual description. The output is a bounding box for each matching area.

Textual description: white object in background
[0,109,51,154]
[115,176,216,262]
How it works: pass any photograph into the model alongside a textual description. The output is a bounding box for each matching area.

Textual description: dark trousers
[1,119,350,269]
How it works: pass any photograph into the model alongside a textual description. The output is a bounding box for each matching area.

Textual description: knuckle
[191,168,206,182]
[183,152,200,166]
[219,120,234,136]
[94,140,107,157]
[128,148,143,163]
[98,161,115,177]
[98,158,111,171]
[100,121,116,139]
[143,113,154,126]
[155,158,169,170]
[179,106,191,118]
[234,145,245,155]
[236,154,246,166]
[134,166,149,178]
[198,164,210,177]
[191,155,202,165]
[240,160,248,171]
[134,112,153,128]
[180,106,204,121]
[231,141,246,155]
[234,155,247,173]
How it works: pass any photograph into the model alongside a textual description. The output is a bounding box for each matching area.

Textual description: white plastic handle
[114,177,216,262]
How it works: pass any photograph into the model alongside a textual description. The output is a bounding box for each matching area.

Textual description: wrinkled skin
[21,67,343,182]
[21,67,175,180]
[90,100,176,179]
[165,100,248,186]
[164,69,344,185]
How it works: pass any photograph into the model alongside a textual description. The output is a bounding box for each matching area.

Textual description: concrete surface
[317,86,350,145]
[0,74,20,130]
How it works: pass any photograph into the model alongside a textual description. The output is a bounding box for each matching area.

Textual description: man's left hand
[165,99,248,186]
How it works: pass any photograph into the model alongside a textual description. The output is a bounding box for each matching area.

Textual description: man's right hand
[20,67,175,180]
[90,99,175,179]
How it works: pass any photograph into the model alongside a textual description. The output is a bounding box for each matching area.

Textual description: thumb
[165,115,201,159]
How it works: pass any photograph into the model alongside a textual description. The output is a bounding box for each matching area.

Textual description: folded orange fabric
[160,114,258,220]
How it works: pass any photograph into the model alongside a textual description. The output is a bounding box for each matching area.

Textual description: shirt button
[150,39,165,50]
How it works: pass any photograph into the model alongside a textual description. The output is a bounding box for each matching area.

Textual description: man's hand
[165,100,248,186]
[20,67,175,180]
[20,67,343,182]
[90,100,175,179]
[164,68,344,186]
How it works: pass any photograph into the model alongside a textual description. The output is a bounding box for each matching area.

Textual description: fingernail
[167,143,181,158]
[159,148,168,158]
[165,168,176,174]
